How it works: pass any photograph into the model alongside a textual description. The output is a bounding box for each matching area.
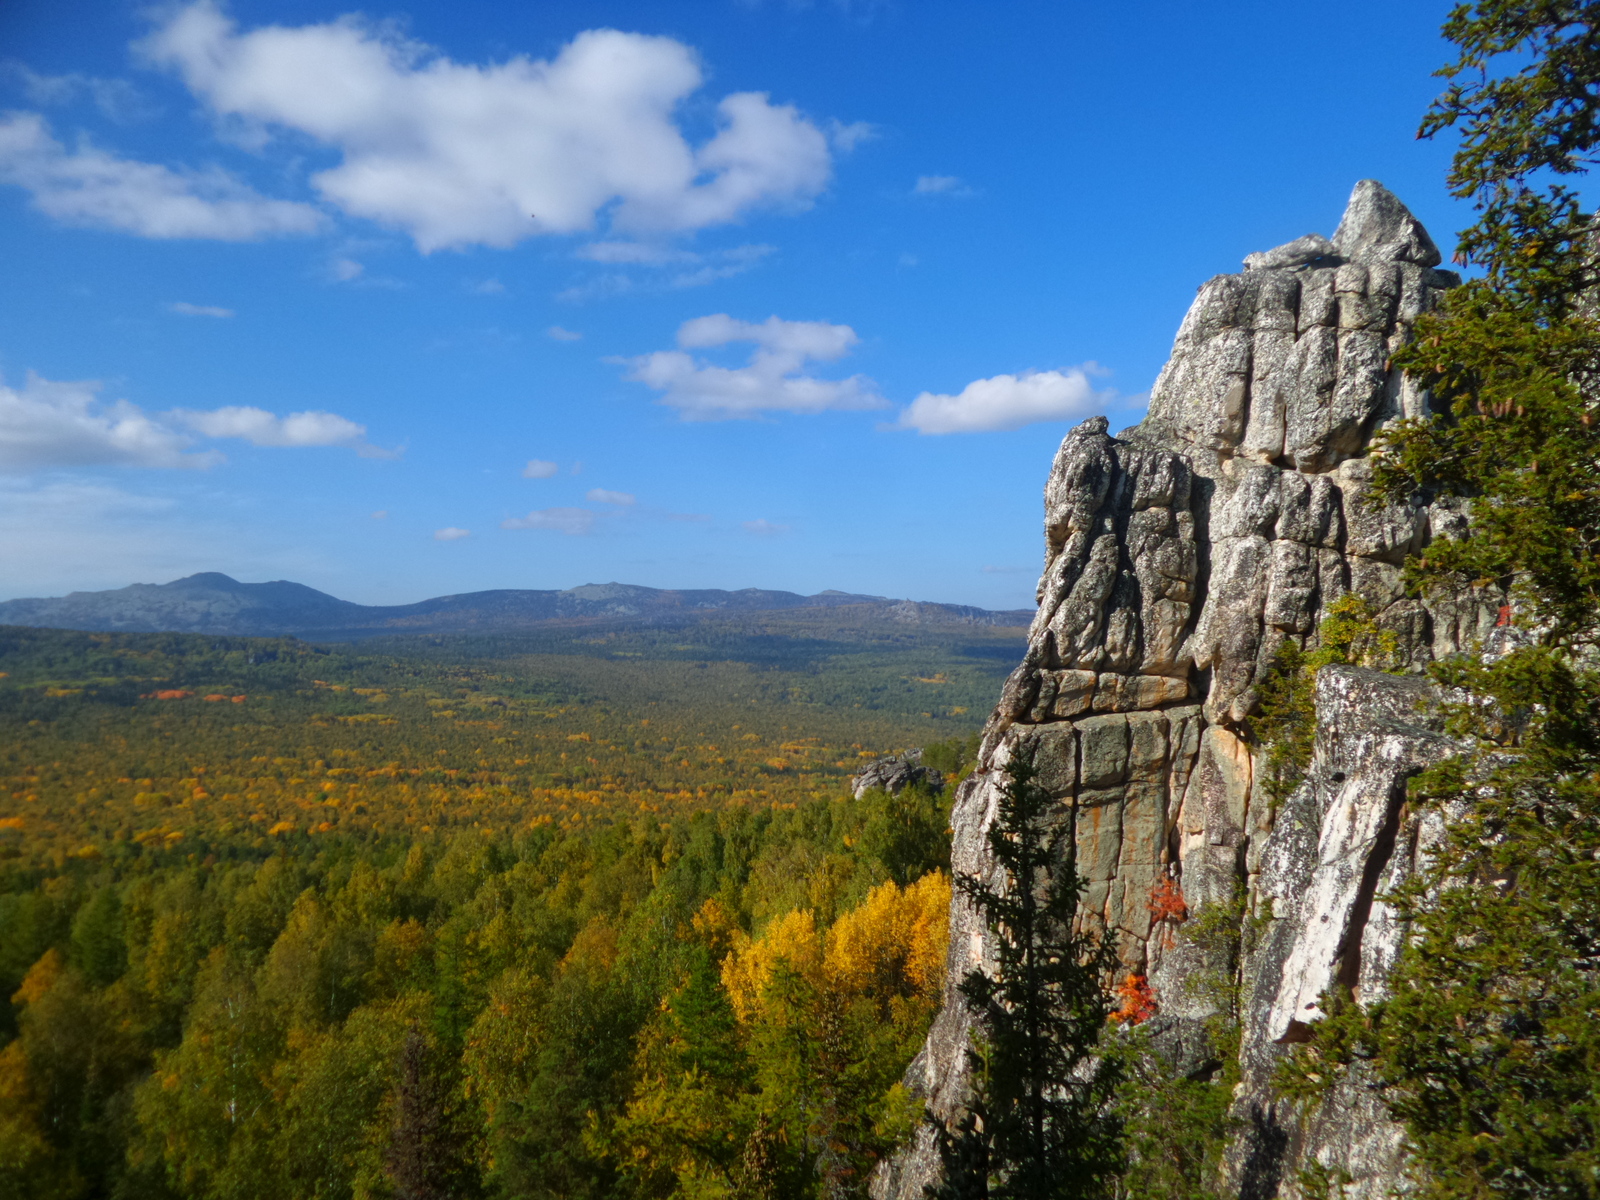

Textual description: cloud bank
[175,406,371,450]
[129,3,839,251]
[895,366,1115,434]
[0,111,324,240]
[0,374,212,471]
[622,314,883,420]
[0,372,378,471]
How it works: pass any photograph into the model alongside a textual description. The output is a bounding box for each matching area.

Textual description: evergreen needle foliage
[1424,0,1600,307]
[1280,6,1600,1198]
[0,725,969,1200]
[928,754,1120,1200]
[387,1025,476,1200]
[1252,595,1403,807]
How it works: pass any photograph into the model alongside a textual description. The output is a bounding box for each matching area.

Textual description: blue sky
[0,0,1465,608]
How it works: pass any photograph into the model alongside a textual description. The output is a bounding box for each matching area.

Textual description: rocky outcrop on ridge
[877,182,1494,1200]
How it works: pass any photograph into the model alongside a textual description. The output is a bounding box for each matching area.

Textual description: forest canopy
[0,618,991,1199]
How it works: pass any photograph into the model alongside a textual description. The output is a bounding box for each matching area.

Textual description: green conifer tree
[928,753,1121,1200]
[387,1025,478,1200]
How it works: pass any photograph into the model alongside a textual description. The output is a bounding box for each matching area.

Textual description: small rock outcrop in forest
[877,182,1489,1200]
[851,750,945,799]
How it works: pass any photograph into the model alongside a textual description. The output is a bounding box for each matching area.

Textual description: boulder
[1243,232,1338,271]
[850,749,944,799]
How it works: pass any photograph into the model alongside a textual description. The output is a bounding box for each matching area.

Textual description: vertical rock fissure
[1334,779,1408,1000]
[1238,1109,1291,1200]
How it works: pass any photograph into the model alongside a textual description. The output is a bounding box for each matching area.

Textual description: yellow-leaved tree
[602,873,952,1198]
[732,872,950,1197]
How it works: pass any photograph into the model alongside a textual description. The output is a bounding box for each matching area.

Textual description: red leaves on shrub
[1110,974,1157,1025]
[1147,877,1188,923]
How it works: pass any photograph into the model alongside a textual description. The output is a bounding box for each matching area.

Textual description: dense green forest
[0,617,1017,865]
[0,619,988,1198]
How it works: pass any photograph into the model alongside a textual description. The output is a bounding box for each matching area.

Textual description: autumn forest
[0,616,1004,1198]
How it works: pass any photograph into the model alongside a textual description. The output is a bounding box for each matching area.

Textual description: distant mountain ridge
[0,573,1034,640]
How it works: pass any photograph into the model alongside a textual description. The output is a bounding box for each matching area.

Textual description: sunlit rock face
[875,182,1495,1200]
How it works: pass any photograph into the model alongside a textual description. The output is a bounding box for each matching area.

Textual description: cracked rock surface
[875,182,1489,1200]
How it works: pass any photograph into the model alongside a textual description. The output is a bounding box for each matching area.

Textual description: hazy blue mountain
[0,573,1033,639]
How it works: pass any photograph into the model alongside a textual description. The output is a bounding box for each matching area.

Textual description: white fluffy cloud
[175,406,371,450]
[522,459,559,478]
[0,372,379,471]
[621,314,883,420]
[586,488,635,506]
[895,367,1114,434]
[169,301,234,317]
[0,373,211,471]
[501,507,597,535]
[138,3,837,251]
[0,111,324,240]
[433,527,470,541]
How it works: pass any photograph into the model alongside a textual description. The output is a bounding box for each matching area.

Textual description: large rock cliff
[878,182,1495,1200]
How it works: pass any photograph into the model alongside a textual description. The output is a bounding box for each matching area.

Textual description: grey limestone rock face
[850,749,945,800]
[875,182,1492,1200]
[1333,179,1444,268]
[1146,179,1458,474]
[1226,666,1457,1200]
